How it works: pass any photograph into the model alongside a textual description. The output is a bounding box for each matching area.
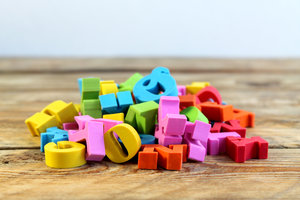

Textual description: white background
[0,0,300,57]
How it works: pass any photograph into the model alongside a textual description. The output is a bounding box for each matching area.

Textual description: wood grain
[0,149,299,200]
[0,58,299,199]
[1,58,300,73]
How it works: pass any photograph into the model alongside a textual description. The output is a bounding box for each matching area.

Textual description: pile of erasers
[25,67,268,170]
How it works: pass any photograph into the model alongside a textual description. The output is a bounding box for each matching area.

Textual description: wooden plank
[1,58,300,73]
[0,149,299,199]
[0,71,299,148]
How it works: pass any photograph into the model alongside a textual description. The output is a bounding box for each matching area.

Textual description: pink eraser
[68,120,105,161]
[207,132,241,155]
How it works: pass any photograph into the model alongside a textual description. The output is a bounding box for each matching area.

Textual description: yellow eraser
[25,112,59,136]
[74,104,81,113]
[45,141,86,168]
[103,113,124,122]
[100,80,118,96]
[186,82,210,94]
[104,123,141,163]
[42,100,78,127]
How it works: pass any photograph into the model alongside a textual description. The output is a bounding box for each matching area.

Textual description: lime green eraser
[119,73,143,92]
[180,106,209,123]
[81,99,102,118]
[81,78,100,101]
[125,101,158,134]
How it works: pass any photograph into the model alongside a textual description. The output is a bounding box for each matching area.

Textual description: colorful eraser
[196,86,222,104]
[155,96,186,146]
[179,95,197,110]
[233,108,255,128]
[125,101,158,134]
[100,91,133,114]
[200,102,234,122]
[133,67,178,103]
[184,120,211,146]
[186,82,210,94]
[81,99,102,118]
[210,120,246,138]
[40,127,69,152]
[177,85,186,96]
[161,114,187,136]
[103,113,124,122]
[45,141,86,168]
[25,112,59,136]
[81,78,100,100]
[226,136,268,163]
[183,131,207,162]
[180,106,209,123]
[138,144,187,170]
[207,132,241,155]
[119,73,144,92]
[42,100,78,127]
[104,123,141,163]
[100,80,118,95]
[68,120,105,161]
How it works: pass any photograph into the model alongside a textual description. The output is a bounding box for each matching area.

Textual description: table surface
[1,58,300,199]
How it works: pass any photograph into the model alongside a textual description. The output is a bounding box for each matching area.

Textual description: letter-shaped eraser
[81,78,100,100]
[125,101,158,134]
[207,132,241,155]
[196,86,222,104]
[180,106,209,123]
[226,136,268,163]
[100,80,118,95]
[100,91,133,114]
[155,96,186,146]
[68,120,105,161]
[177,85,186,96]
[182,120,210,162]
[233,108,255,128]
[45,141,86,168]
[40,127,69,152]
[200,102,234,122]
[184,120,211,146]
[25,112,59,136]
[162,114,187,136]
[81,99,102,118]
[133,67,178,103]
[104,123,141,163]
[103,113,124,122]
[119,73,144,92]
[81,78,102,118]
[186,82,210,94]
[210,120,246,138]
[138,144,187,170]
[183,131,207,162]
[42,100,78,127]
[179,95,197,110]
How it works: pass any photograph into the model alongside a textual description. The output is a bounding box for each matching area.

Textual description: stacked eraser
[25,67,268,170]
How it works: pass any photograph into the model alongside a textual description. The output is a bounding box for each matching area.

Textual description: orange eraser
[200,102,234,122]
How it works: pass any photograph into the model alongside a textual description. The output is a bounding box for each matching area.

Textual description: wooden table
[1,58,300,199]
